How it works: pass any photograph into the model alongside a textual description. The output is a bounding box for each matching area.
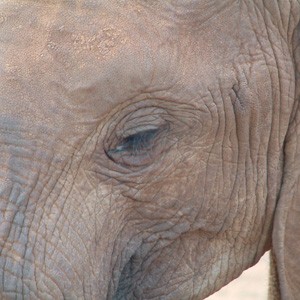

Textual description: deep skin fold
[0,0,299,299]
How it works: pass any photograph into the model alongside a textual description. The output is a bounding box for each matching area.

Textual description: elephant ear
[272,8,300,300]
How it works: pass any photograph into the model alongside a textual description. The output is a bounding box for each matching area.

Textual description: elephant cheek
[0,131,72,297]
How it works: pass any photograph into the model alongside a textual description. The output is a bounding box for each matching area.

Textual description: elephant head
[0,0,299,299]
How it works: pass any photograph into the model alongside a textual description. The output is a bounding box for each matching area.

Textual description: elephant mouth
[109,236,184,300]
[109,237,165,300]
[108,238,146,300]
[112,254,136,299]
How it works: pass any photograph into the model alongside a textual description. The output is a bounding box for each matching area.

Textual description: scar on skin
[71,27,128,58]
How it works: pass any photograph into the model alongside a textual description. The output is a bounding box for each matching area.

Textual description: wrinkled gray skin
[0,0,300,299]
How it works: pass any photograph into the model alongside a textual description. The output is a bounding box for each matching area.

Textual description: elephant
[0,0,299,299]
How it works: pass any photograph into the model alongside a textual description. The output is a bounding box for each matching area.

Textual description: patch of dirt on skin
[207,252,269,299]
[71,28,127,58]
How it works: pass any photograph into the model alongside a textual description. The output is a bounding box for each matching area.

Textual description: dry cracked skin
[0,1,299,299]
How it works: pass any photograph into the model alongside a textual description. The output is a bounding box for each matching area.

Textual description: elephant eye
[106,126,167,168]
[111,129,159,154]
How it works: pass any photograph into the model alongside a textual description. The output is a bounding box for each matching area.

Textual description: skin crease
[0,0,299,299]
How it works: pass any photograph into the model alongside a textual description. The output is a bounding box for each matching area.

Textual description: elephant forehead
[0,0,238,116]
[0,2,130,129]
[0,0,283,143]
[0,1,128,66]
[0,0,239,73]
